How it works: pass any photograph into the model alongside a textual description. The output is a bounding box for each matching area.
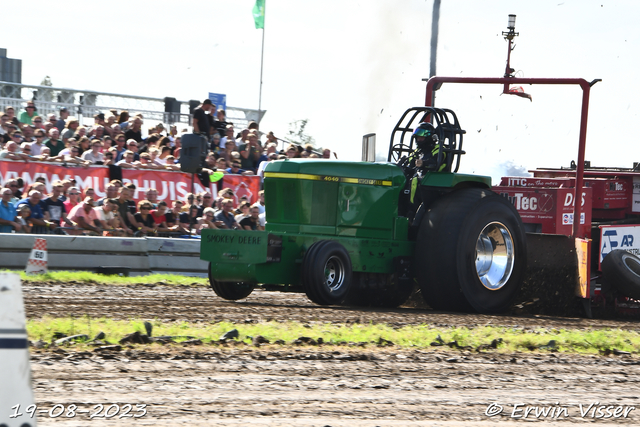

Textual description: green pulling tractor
[200,107,527,313]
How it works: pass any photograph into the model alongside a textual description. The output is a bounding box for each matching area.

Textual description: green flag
[252,0,265,29]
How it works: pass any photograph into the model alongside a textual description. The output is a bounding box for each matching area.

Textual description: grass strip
[26,317,640,355]
[2,269,208,287]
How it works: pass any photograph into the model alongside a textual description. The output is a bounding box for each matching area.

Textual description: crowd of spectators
[0,99,336,237]
[0,100,335,175]
[0,177,267,237]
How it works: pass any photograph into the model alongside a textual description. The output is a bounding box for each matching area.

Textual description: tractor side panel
[336,182,403,239]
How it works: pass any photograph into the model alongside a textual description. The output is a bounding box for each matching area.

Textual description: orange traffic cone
[25,237,48,275]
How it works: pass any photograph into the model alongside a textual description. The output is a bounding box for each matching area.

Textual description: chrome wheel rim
[324,255,345,293]
[475,222,515,290]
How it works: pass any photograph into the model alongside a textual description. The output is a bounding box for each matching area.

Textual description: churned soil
[22,282,640,330]
[23,282,640,426]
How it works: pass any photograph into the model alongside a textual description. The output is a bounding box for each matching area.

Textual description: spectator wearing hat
[0,187,21,233]
[18,101,38,125]
[192,99,213,137]
[68,197,101,235]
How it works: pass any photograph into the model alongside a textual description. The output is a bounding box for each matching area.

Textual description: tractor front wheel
[302,240,353,305]
[208,263,254,300]
[415,188,527,313]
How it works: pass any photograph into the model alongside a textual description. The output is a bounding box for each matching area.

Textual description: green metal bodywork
[200,159,488,287]
[421,172,491,188]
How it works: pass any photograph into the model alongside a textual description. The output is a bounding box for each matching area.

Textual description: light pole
[502,14,519,78]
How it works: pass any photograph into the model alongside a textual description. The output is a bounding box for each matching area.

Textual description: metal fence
[0,233,208,276]
[0,80,263,131]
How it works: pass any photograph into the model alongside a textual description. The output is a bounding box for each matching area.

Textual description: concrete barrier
[0,234,208,277]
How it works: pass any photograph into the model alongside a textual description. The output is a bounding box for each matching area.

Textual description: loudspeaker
[180,133,208,174]
[164,97,179,113]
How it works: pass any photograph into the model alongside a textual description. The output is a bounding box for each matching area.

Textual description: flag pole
[258,2,266,123]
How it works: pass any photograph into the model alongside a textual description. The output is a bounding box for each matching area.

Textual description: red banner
[0,160,261,205]
[0,160,110,196]
[219,174,261,205]
[121,169,215,203]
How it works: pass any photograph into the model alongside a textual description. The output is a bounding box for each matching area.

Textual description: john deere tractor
[200,107,527,313]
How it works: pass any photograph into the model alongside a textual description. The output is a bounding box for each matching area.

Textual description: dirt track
[23,282,640,426]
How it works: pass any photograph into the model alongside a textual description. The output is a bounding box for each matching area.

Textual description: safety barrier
[0,234,208,277]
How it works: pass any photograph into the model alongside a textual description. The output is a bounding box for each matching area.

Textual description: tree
[37,76,54,102]
[285,119,315,148]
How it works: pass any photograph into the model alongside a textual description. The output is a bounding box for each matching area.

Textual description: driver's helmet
[413,122,437,150]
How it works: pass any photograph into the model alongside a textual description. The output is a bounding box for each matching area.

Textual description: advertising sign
[0,160,260,205]
[208,93,227,112]
[599,224,640,267]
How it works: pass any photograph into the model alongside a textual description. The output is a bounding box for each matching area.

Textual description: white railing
[0,81,263,131]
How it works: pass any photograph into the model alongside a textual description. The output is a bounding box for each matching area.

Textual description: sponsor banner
[0,160,261,204]
[220,174,261,205]
[121,169,216,203]
[121,170,260,204]
[561,212,585,225]
[0,160,110,196]
[599,224,640,267]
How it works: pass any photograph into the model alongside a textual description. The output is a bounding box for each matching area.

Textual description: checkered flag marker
[25,238,48,275]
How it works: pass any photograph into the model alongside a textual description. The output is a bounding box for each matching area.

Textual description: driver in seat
[413,122,446,172]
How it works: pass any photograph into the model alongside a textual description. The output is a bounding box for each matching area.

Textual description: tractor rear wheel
[208,263,254,300]
[415,188,527,313]
[601,250,640,300]
[302,240,353,305]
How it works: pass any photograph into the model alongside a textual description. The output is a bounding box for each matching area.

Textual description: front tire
[415,188,527,313]
[208,263,254,300]
[302,240,353,305]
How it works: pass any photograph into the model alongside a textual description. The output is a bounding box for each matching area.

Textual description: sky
[6,0,640,183]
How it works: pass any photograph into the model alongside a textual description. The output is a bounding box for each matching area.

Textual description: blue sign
[208,93,226,112]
